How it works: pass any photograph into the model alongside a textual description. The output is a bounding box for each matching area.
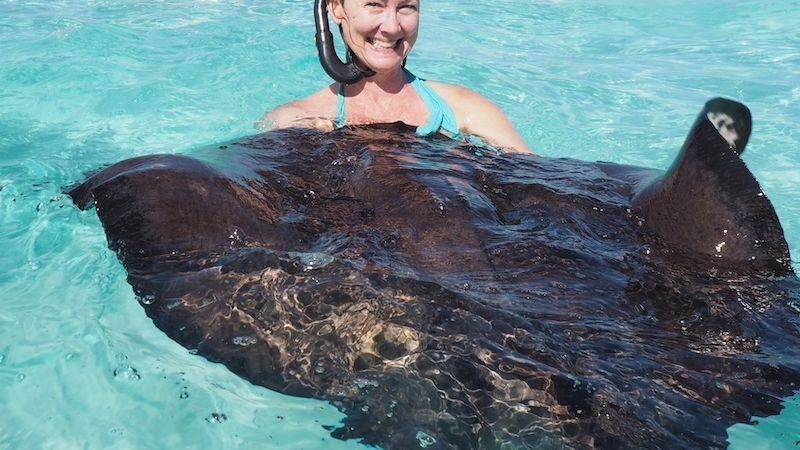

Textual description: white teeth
[370,39,397,49]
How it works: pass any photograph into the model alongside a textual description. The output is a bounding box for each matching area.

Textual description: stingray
[68,98,800,449]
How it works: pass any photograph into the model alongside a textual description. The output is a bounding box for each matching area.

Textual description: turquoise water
[1,0,799,448]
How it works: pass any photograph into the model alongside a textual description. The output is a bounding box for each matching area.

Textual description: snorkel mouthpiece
[314,0,375,84]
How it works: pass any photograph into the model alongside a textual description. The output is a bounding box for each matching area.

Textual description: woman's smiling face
[329,0,420,74]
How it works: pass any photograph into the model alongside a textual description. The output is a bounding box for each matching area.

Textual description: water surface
[1,0,798,448]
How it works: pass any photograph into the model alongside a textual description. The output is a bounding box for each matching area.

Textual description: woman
[262,0,532,153]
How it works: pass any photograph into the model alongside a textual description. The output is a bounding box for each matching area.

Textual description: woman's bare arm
[257,87,338,132]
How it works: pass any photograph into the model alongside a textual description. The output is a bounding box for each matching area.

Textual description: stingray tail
[631,98,792,275]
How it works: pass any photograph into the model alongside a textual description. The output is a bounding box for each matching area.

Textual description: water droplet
[233,336,257,347]
[416,431,437,448]
[288,252,335,271]
[353,378,379,389]
[138,294,156,305]
[228,228,242,244]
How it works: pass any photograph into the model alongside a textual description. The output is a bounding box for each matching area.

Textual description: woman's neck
[338,66,426,126]
[346,67,409,99]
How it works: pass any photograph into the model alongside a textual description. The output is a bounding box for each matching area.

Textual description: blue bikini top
[335,68,460,139]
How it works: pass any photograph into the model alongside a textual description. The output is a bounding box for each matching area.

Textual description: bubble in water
[416,431,437,448]
[233,336,257,347]
[205,413,228,424]
[314,361,326,374]
[0,353,5,365]
[113,366,141,381]
[16,373,26,382]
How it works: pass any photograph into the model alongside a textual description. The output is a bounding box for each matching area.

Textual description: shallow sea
[1,0,799,448]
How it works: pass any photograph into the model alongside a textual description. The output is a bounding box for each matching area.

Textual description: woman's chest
[343,89,429,127]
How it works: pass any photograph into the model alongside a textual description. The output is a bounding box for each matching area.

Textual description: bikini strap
[335,83,346,129]
[334,73,459,138]
[404,68,460,139]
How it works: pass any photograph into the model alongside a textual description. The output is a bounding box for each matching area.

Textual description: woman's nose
[378,11,402,35]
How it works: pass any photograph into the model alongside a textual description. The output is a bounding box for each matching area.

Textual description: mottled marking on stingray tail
[704,97,752,154]
[631,97,792,274]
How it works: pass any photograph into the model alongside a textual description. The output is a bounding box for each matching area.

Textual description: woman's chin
[363,57,406,73]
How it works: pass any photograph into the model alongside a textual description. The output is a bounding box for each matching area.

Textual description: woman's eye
[400,1,418,10]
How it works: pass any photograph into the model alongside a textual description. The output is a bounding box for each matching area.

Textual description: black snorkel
[314,0,375,84]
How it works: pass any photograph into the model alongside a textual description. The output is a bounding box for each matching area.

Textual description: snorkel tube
[314,0,375,84]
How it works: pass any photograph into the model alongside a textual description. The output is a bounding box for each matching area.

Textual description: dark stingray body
[68,99,800,449]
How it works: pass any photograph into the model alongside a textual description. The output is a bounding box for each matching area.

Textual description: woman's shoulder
[424,81,480,104]
[259,84,339,130]
[424,80,532,153]
[424,81,505,119]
